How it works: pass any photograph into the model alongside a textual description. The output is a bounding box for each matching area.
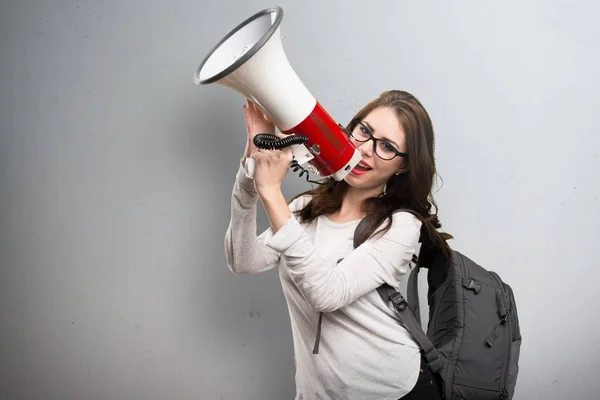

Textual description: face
[344,106,407,193]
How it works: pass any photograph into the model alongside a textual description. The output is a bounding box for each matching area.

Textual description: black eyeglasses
[345,119,408,161]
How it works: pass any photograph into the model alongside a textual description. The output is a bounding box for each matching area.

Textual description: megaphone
[193,6,361,182]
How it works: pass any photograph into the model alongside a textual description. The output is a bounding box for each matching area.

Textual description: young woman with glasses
[225,90,451,399]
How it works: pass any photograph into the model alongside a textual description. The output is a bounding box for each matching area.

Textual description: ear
[396,158,409,175]
[396,166,408,175]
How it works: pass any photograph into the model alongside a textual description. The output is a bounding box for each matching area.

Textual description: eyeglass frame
[344,118,409,161]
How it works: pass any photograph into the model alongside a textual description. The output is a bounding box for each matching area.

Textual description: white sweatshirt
[225,165,422,400]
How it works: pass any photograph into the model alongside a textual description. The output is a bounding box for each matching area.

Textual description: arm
[224,162,308,274]
[264,211,421,312]
[224,162,280,274]
[259,188,292,232]
[224,100,289,274]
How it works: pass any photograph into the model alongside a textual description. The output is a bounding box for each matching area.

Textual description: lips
[351,160,372,176]
[358,160,372,169]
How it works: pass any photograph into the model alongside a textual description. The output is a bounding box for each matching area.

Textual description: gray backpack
[354,210,522,400]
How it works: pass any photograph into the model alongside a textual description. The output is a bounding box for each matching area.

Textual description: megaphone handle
[244,157,255,179]
[243,135,327,186]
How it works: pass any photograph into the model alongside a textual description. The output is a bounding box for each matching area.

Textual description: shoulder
[390,210,422,230]
[373,211,422,245]
[288,193,313,213]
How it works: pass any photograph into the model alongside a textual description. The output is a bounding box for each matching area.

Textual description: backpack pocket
[453,376,502,399]
[506,337,521,397]
[451,278,510,400]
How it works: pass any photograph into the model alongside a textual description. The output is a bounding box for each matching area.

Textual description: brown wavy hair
[290,90,452,256]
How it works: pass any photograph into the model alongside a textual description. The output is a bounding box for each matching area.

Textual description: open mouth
[355,161,372,171]
[351,161,372,175]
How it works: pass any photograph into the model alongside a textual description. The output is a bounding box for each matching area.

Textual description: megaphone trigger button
[308,144,321,156]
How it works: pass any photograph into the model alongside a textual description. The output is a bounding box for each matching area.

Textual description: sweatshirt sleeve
[264,211,421,312]
[223,162,309,275]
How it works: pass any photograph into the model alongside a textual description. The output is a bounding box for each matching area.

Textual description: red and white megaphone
[193,6,361,182]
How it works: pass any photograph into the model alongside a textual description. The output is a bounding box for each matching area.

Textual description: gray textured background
[1,0,599,399]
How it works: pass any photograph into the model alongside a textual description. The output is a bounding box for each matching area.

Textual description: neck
[336,184,384,220]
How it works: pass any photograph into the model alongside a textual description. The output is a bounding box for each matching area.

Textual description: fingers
[272,133,294,160]
[249,100,263,117]
[247,99,259,116]
[246,99,272,123]
[256,148,293,164]
[244,101,263,130]
[255,148,277,157]
[243,102,254,130]
[251,147,290,159]
[244,100,276,144]
[251,148,277,157]
[246,100,258,116]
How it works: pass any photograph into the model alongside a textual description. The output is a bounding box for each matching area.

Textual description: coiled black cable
[253,133,308,150]
[252,133,327,185]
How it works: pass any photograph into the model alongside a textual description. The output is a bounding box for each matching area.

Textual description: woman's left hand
[250,133,293,197]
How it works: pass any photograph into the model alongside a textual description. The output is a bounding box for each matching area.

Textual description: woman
[224,90,451,399]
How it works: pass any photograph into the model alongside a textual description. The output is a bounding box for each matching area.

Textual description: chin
[344,171,384,190]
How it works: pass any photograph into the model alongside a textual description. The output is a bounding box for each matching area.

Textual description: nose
[355,140,374,158]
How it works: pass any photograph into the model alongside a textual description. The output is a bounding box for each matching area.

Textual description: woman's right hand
[243,99,275,160]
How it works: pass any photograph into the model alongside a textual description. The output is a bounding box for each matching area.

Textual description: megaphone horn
[193,6,361,182]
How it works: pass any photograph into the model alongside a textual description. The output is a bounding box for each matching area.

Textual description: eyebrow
[362,121,401,149]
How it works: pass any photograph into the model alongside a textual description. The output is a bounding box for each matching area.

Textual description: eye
[360,126,370,135]
[381,141,397,152]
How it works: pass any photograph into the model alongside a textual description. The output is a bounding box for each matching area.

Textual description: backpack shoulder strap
[353,208,425,322]
[354,209,445,373]
[406,263,422,326]
[353,208,425,247]
[377,283,444,374]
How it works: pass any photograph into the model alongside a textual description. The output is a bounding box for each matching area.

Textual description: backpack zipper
[500,310,511,399]
[489,272,511,399]
[500,385,510,400]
